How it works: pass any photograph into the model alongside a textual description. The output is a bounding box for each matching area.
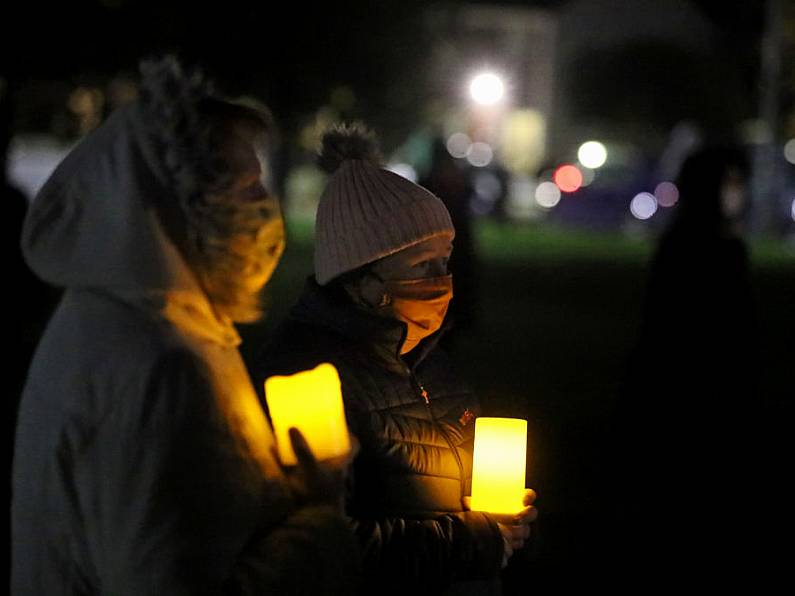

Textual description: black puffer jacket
[256,278,504,594]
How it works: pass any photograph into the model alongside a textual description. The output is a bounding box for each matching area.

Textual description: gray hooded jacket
[11,103,359,595]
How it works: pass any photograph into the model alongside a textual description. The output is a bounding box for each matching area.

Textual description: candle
[470,417,527,514]
[264,362,351,465]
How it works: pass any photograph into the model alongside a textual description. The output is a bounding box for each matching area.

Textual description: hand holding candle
[264,363,352,465]
[275,427,356,515]
[492,489,538,566]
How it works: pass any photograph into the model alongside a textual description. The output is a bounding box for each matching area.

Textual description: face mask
[380,274,453,354]
[240,216,285,294]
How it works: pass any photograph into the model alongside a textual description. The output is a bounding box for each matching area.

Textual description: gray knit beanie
[314,123,455,285]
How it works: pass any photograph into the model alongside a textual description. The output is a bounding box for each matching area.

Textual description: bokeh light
[471,171,504,215]
[553,164,583,193]
[630,192,658,220]
[446,133,471,159]
[791,198,795,222]
[473,170,502,201]
[580,167,596,187]
[68,86,105,135]
[387,163,418,183]
[577,141,607,169]
[469,73,505,105]
[654,181,679,207]
[535,181,561,208]
[505,175,535,220]
[467,142,494,167]
[784,139,795,165]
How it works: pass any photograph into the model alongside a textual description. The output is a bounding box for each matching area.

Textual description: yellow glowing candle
[264,363,351,465]
[470,417,527,514]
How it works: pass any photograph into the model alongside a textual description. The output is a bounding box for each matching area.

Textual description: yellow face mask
[381,274,453,355]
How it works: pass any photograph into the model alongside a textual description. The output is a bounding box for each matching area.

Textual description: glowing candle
[264,363,351,465]
[470,417,527,514]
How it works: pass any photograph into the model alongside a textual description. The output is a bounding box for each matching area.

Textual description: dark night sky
[4,1,435,115]
[2,1,766,121]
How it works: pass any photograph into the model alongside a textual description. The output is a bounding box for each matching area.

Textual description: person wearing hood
[11,57,360,595]
[255,124,537,595]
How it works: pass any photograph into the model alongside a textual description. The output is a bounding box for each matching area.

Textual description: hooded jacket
[11,103,359,596]
[256,279,504,595]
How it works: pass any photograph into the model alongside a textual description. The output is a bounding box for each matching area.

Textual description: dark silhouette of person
[611,144,761,589]
[420,138,480,336]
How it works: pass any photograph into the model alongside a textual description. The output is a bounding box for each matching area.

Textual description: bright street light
[469,73,505,105]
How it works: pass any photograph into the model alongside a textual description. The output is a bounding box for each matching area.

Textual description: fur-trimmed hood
[21,103,240,347]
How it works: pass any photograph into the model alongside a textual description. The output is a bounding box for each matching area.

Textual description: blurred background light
[470,170,505,216]
[469,73,505,106]
[67,87,105,135]
[505,174,537,220]
[535,181,561,208]
[473,170,503,201]
[553,164,583,193]
[630,192,658,220]
[784,139,795,165]
[467,142,494,167]
[8,136,72,198]
[579,166,596,187]
[500,109,545,174]
[387,163,418,182]
[654,181,679,207]
[577,141,607,169]
[446,132,472,159]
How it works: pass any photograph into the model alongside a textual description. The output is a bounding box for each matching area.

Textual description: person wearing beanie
[256,123,537,595]
[11,57,360,595]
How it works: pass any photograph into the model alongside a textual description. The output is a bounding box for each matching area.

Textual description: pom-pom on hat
[314,122,455,285]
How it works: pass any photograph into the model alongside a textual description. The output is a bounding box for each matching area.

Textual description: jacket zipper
[409,369,468,500]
